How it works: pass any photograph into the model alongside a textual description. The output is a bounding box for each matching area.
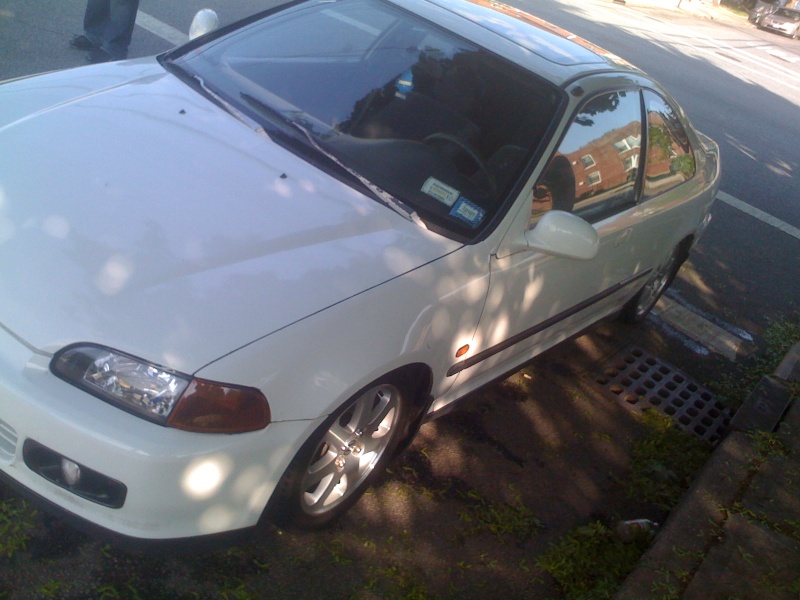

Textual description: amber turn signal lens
[455,344,470,358]
[168,379,271,433]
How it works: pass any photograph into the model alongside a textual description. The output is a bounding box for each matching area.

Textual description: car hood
[0,60,459,373]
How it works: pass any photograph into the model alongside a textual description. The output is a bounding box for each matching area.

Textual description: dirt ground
[0,322,711,599]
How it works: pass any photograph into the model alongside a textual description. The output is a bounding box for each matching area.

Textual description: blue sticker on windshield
[395,69,414,98]
[450,198,485,228]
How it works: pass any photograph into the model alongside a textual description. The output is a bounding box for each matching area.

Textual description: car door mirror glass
[525,210,599,260]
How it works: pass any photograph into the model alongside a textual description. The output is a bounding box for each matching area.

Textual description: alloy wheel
[299,383,401,515]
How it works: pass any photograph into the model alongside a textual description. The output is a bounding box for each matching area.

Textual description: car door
[449,88,655,383]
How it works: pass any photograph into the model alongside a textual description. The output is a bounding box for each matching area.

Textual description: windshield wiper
[240,93,425,227]
[185,75,268,135]
[240,92,309,141]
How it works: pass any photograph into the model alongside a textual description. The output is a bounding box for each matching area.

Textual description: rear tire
[269,377,410,530]
[620,247,681,324]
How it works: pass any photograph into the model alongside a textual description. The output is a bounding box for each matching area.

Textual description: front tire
[269,378,410,530]
[620,247,681,323]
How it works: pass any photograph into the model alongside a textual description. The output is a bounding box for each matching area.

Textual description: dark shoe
[86,48,113,64]
[69,35,96,50]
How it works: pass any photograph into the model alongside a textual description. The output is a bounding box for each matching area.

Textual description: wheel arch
[676,233,694,268]
[261,361,433,530]
[385,362,435,455]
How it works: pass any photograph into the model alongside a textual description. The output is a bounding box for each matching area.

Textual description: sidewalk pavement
[617,343,800,599]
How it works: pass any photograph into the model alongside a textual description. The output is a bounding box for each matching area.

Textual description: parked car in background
[759,7,800,36]
[0,0,720,544]
[749,0,788,24]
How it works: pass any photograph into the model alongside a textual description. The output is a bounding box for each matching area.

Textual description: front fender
[194,243,490,422]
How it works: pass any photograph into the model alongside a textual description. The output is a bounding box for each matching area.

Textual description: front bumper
[761,20,797,34]
[0,326,317,540]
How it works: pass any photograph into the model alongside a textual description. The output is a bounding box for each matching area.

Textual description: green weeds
[458,486,543,543]
[37,580,69,598]
[537,409,712,599]
[712,315,800,408]
[0,496,37,558]
[749,430,790,467]
[363,564,432,600]
[536,521,649,600]
[622,410,712,511]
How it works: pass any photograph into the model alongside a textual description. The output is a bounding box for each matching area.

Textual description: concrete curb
[616,342,800,599]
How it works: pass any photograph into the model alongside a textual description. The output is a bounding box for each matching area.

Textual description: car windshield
[167,0,562,240]
[774,8,800,19]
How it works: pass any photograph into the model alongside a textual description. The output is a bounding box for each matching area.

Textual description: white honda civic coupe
[0,0,719,543]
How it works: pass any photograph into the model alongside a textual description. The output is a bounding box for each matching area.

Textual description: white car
[759,7,800,38]
[0,0,719,543]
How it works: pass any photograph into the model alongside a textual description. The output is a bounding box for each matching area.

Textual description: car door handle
[615,228,633,247]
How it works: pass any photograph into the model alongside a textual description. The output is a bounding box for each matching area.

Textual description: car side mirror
[189,9,219,40]
[525,211,599,260]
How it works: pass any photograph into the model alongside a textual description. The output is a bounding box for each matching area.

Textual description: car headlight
[51,344,270,433]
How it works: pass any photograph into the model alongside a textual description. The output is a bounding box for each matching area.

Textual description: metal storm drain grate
[596,346,733,444]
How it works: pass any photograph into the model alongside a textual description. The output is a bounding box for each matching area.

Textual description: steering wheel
[423,132,497,196]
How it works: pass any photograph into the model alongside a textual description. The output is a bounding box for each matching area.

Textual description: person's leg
[103,0,141,59]
[82,0,110,48]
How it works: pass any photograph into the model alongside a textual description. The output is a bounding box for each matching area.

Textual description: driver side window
[531,90,643,225]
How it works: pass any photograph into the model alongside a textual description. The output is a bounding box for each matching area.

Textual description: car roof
[389,0,642,84]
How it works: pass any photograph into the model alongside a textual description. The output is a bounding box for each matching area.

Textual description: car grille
[0,417,18,463]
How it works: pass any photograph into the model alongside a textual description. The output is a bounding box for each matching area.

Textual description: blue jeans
[84,0,141,59]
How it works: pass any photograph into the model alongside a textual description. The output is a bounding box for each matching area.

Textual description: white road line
[765,48,799,64]
[717,191,800,241]
[136,11,188,46]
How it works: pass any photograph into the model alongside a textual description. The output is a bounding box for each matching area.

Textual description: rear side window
[532,90,643,224]
[643,90,695,200]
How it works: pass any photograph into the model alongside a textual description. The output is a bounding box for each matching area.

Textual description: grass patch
[37,580,70,598]
[712,315,800,408]
[536,521,650,600]
[384,448,543,544]
[749,430,790,466]
[458,486,543,543]
[623,410,712,511]
[0,496,37,558]
[537,411,713,598]
[363,564,432,600]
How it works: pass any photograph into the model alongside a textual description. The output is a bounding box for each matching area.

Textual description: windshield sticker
[395,69,414,99]
[422,177,460,207]
[450,198,485,228]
